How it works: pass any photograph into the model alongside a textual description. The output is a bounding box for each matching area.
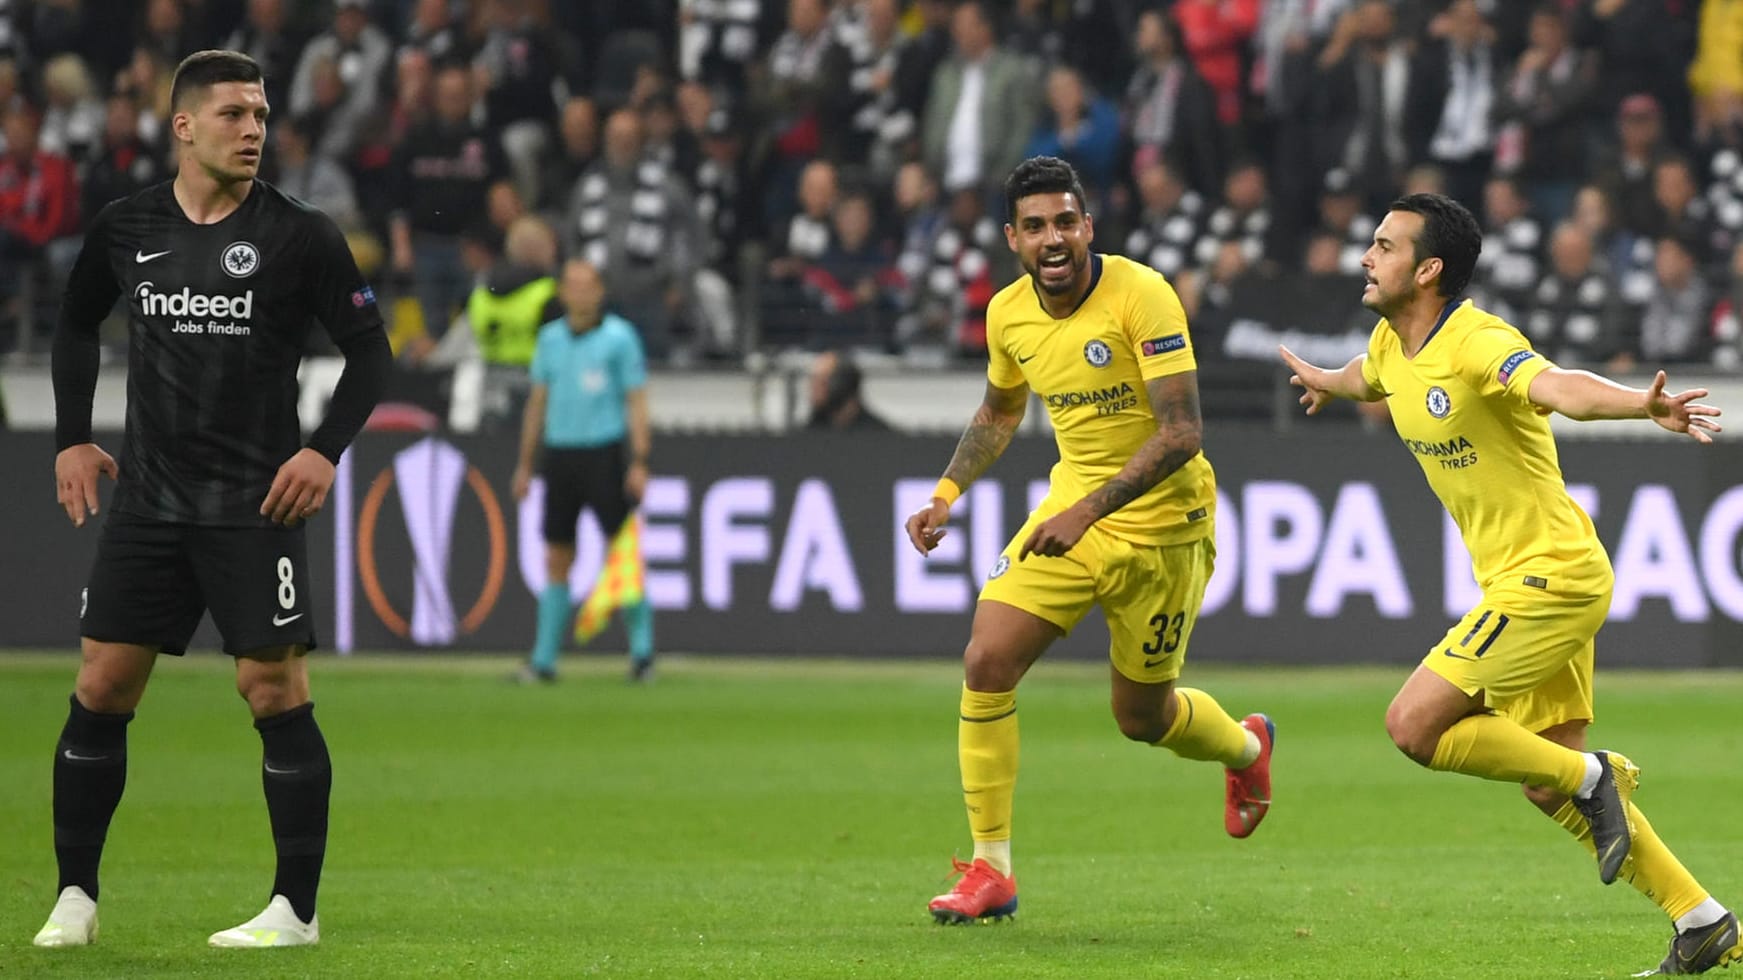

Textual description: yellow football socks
[1550,799,1711,920]
[1157,688,1255,767]
[959,686,1017,875]
[1428,714,1589,793]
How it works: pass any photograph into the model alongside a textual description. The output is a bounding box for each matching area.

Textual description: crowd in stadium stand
[2,0,1743,381]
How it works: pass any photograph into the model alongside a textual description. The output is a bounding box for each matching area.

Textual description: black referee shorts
[80,510,318,656]
[541,442,632,545]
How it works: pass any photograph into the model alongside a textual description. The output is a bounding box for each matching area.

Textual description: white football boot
[33,885,98,947]
[207,895,319,947]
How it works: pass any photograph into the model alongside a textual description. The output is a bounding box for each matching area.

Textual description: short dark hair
[1387,192,1483,299]
[1004,155,1088,223]
[170,50,263,112]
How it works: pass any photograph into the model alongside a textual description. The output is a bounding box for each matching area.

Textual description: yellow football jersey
[986,253,1215,546]
[1362,299,1611,595]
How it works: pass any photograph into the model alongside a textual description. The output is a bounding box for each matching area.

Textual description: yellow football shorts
[978,510,1214,683]
[1423,584,1612,733]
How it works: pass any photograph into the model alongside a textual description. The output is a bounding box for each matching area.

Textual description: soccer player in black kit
[34,51,390,949]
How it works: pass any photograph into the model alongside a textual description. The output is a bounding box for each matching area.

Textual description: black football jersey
[59,180,385,526]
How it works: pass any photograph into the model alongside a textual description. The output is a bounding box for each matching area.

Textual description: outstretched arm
[903,379,1029,555]
[1528,367,1722,442]
[1020,371,1203,559]
[1279,345,1385,413]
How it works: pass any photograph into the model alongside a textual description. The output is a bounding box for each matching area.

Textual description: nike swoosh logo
[1440,648,1478,661]
[135,249,171,263]
[1017,354,1036,363]
[272,612,304,626]
[263,762,299,775]
[1143,658,1166,668]
[62,749,109,762]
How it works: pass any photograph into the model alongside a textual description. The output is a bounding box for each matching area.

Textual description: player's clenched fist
[261,447,336,527]
[54,443,118,527]
[905,497,951,556]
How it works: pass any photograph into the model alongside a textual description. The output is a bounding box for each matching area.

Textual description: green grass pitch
[0,652,1739,978]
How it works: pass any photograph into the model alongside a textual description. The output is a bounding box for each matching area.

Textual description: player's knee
[1114,708,1169,744]
[962,640,1021,692]
[74,672,145,714]
[1383,704,1438,767]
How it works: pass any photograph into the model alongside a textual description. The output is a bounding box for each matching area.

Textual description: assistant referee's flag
[574,513,645,643]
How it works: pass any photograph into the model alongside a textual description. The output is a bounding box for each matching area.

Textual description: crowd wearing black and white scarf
[572,159,675,271]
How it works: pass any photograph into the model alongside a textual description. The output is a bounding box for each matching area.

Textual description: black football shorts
[80,509,318,655]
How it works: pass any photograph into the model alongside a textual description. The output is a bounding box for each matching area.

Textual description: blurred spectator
[290,0,390,127]
[225,0,303,113]
[0,104,77,342]
[893,158,946,284]
[1026,64,1120,209]
[1316,168,1375,276]
[819,0,904,174]
[1523,222,1631,368]
[388,47,435,143]
[1707,241,1743,369]
[467,214,562,370]
[1639,234,1715,363]
[390,63,506,343]
[139,0,197,68]
[80,91,163,220]
[768,157,836,279]
[1409,0,1497,212]
[641,88,698,176]
[401,0,466,63]
[123,46,175,148]
[475,0,576,207]
[1124,7,1223,198]
[922,0,1037,203]
[1494,4,1596,225]
[297,51,371,163]
[1570,181,1656,307]
[1571,0,1696,146]
[1172,0,1260,129]
[1402,162,1448,197]
[803,191,898,347]
[806,350,891,430]
[38,54,102,165]
[1688,0,1743,141]
[564,107,701,361]
[679,0,775,92]
[540,95,598,211]
[1312,0,1412,215]
[1124,158,1206,281]
[688,103,751,354]
[0,104,77,256]
[755,0,834,187]
[1196,158,1270,268]
[902,186,999,353]
[889,0,953,164]
[1596,93,1671,238]
[762,156,836,346]
[1474,175,1543,315]
[273,114,360,231]
[1651,155,1728,273]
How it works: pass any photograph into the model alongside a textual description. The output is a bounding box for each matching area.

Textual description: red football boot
[928,857,1018,924]
[1225,713,1275,839]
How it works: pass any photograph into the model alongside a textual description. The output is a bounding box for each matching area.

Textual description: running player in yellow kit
[1282,193,1739,975]
[907,157,1274,925]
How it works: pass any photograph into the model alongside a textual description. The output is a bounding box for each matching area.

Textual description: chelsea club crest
[1426,386,1451,418]
[1083,339,1113,367]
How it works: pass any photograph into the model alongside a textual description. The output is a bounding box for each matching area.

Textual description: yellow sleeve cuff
[932,478,962,506]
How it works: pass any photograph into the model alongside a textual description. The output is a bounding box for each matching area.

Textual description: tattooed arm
[941,379,1031,491]
[904,379,1028,555]
[1078,371,1202,521]
[1018,371,1201,559]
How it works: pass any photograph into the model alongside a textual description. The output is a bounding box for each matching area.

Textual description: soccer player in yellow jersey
[1281,193,1740,975]
[906,157,1275,925]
